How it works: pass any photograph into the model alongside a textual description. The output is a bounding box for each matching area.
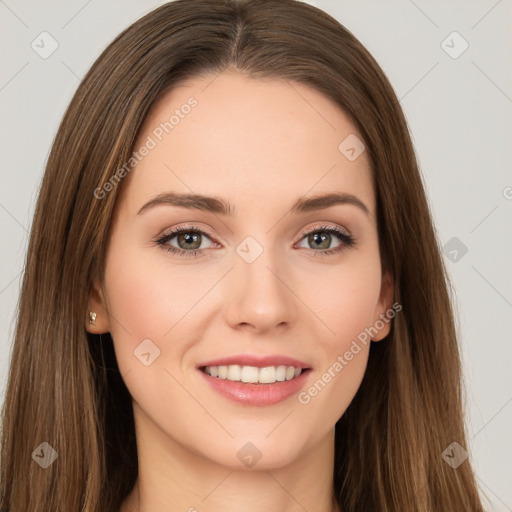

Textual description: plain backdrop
[1,0,511,510]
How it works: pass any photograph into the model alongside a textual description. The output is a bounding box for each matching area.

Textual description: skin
[86,69,393,512]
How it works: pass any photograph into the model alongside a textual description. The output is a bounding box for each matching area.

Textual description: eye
[155,224,356,258]
[155,225,216,258]
[295,225,355,257]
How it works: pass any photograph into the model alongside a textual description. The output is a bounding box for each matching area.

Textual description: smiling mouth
[200,364,311,385]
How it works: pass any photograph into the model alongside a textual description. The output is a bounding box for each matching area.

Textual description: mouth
[195,356,313,406]
[199,364,311,384]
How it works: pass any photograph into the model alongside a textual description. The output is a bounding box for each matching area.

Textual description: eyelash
[154,224,356,258]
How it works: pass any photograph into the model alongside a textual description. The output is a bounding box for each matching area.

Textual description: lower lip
[197,368,312,406]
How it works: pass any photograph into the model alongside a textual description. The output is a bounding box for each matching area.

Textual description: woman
[0,0,486,510]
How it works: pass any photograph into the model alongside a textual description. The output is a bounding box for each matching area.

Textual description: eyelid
[155,222,352,242]
[298,222,352,238]
[156,223,218,243]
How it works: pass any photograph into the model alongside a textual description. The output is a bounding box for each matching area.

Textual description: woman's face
[88,70,393,469]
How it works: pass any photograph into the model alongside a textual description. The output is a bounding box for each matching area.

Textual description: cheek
[103,243,221,369]
[299,345,369,430]
[305,252,383,349]
[298,301,373,427]
[295,256,381,419]
[102,246,211,419]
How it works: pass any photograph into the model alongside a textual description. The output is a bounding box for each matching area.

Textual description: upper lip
[197,354,311,369]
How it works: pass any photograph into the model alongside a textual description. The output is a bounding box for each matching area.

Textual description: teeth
[285,366,296,380]
[241,365,259,383]
[259,366,277,384]
[227,365,241,381]
[203,364,304,384]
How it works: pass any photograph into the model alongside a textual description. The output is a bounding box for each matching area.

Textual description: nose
[223,248,297,333]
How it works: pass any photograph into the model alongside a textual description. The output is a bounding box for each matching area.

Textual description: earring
[89,311,97,325]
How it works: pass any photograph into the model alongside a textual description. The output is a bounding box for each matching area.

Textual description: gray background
[1,0,511,509]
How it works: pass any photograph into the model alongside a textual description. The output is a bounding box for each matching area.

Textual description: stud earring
[89,311,97,325]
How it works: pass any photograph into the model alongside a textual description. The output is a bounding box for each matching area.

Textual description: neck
[120,402,341,512]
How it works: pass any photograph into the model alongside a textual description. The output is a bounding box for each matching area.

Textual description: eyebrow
[137,191,370,217]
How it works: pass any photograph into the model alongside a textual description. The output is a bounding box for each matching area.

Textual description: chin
[197,432,310,471]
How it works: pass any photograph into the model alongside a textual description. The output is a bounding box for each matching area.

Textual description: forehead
[121,70,374,217]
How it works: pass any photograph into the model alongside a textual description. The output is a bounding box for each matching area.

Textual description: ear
[371,271,395,342]
[85,277,111,334]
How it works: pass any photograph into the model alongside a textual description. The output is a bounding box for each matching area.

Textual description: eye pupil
[309,232,330,249]
[178,232,201,250]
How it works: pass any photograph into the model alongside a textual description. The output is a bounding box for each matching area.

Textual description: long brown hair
[0,0,485,510]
